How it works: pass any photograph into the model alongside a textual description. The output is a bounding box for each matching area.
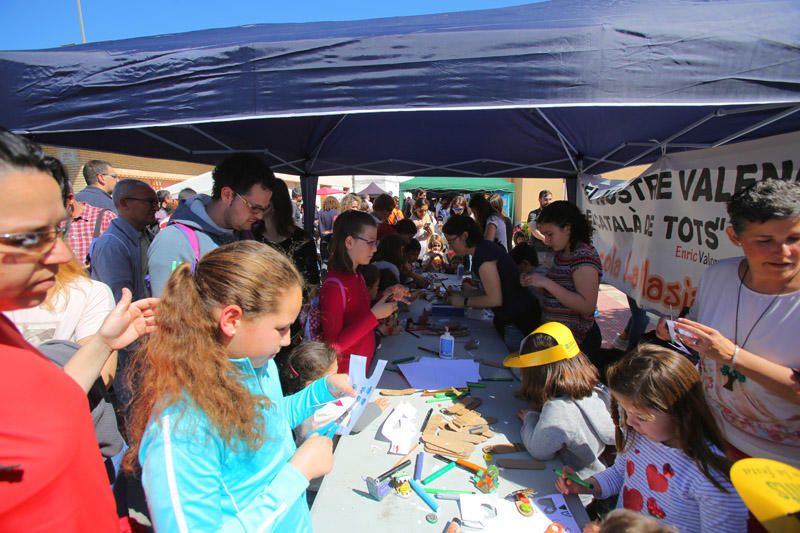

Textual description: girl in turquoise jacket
[124,241,355,532]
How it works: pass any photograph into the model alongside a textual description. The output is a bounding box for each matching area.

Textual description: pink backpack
[301,275,346,341]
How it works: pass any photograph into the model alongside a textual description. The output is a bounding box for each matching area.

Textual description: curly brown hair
[123,241,303,472]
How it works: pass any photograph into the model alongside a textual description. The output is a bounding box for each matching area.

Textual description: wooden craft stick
[379,388,418,396]
[495,458,545,470]
[482,443,525,455]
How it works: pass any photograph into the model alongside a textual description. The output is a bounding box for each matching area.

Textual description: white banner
[577,131,800,315]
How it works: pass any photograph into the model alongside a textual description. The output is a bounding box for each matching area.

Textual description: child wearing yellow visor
[504,322,615,506]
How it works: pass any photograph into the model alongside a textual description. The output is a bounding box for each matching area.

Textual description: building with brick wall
[41,145,214,192]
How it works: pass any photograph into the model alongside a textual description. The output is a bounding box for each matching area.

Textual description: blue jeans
[503,323,526,353]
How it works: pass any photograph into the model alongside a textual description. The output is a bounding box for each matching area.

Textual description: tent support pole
[308,116,348,173]
[188,125,234,151]
[300,174,319,241]
[536,109,579,173]
[136,129,191,153]
[713,105,800,147]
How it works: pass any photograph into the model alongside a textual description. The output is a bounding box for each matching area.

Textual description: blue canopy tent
[2,0,799,230]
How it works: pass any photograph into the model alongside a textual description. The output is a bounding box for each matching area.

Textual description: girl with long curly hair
[124,241,355,532]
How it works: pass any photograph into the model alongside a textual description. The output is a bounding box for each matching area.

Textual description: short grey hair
[727,179,800,234]
[112,179,153,208]
[82,160,111,186]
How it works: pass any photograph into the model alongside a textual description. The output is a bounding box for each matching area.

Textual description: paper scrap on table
[398,358,481,390]
[533,493,581,533]
[459,494,552,531]
[380,401,418,454]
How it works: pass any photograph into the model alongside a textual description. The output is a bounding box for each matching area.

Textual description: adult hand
[655,317,671,341]
[449,294,465,308]
[675,318,736,364]
[520,272,550,289]
[97,288,159,350]
[371,294,398,320]
[290,435,334,480]
[384,284,412,304]
[326,373,357,398]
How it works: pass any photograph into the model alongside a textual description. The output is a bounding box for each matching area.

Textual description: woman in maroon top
[321,210,408,373]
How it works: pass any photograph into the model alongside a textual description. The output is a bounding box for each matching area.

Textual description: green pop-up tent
[399,177,515,220]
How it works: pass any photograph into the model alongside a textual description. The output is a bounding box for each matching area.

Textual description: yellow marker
[730,458,800,533]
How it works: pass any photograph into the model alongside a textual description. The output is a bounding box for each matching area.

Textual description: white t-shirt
[4,277,115,345]
[486,213,507,251]
[689,257,800,467]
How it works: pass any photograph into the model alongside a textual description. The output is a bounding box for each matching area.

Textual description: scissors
[309,401,356,438]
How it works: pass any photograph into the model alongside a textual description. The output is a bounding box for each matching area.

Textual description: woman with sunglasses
[0,129,158,531]
[321,210,409,372]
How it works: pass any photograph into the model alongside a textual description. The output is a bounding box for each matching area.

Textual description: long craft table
[310,294,591,532]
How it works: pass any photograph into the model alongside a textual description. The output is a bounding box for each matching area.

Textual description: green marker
[553,468,594,489]
[466,382,486,388]
[392,356,417,364]
[481,377,513,382]
[423,487,474,495]
[426,397,453,403]
[421,461,456,485]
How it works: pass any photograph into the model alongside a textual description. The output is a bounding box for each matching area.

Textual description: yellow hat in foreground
[730,458,800,533]
[503,322,580,368]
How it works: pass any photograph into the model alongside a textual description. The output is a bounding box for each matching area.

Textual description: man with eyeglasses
[75,159,119,213]
[90,179,158,302]
[0,130,157,531]
[147,153,275,296]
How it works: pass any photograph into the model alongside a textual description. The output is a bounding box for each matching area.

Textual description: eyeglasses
[236,192,268,215]
[0,224,69,257]
[126,197,159,207]
[354,236,378,247]
[102,173,119,180]
[452,207,465,212]
[445,234,460,245]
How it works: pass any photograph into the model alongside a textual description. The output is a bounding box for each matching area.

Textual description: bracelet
[730,345,740,369]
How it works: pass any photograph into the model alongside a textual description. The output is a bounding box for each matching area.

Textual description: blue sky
[1,0,531,50]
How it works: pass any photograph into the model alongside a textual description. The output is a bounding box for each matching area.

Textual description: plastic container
[439,327,455,359]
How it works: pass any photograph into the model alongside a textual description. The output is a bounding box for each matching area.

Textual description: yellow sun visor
[503,322,580,368]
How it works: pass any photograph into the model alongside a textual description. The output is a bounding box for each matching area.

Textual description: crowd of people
[1,127,798,533]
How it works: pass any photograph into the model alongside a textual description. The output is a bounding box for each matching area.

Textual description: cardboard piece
[483,443,526,455]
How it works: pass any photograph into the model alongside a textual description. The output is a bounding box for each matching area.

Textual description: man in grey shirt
[75,160,119,213]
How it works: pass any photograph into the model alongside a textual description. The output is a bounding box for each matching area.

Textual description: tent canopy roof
[2,0,799,178]
[400,177,514,194]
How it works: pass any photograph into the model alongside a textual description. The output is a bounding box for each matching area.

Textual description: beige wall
[41,145,213,192]
[511,177,566,224]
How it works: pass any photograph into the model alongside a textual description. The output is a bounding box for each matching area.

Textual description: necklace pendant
[723,372,737,391]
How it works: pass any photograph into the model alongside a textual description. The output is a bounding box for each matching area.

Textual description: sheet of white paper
[459,494,552,531]
[398,357,481,390]
[665,320,693,355]
[339,355,387,436]
[380,402,418,454]
[533,493,581,533]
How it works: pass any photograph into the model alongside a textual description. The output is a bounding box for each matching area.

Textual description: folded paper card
[380,401,418,454]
